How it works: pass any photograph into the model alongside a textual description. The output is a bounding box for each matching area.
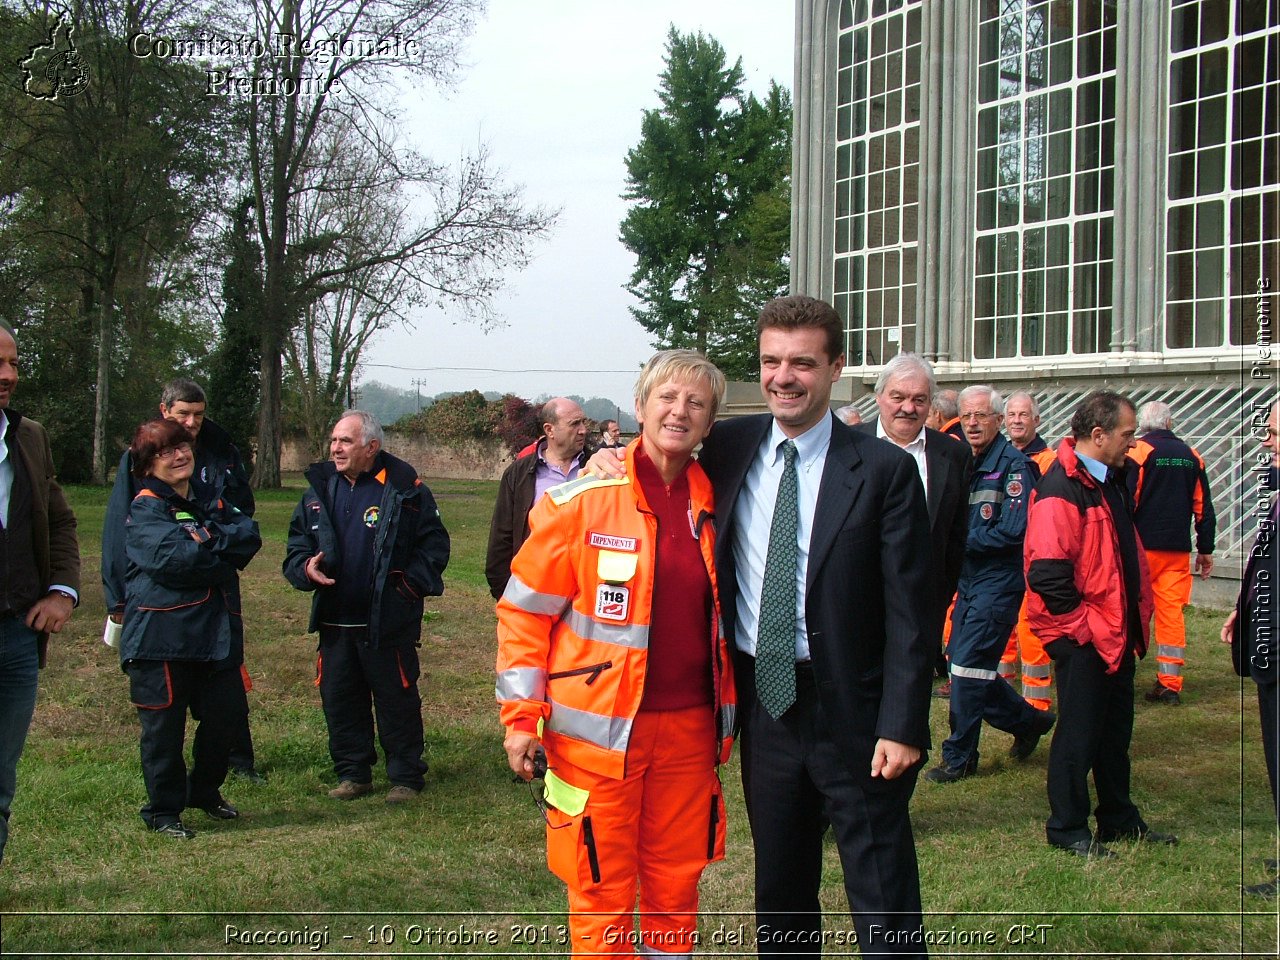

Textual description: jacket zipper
[547,661,613,685]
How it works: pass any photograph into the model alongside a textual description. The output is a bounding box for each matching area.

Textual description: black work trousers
[1044,639,1146,847]
[127,658,247,828]
[318,626,427,790]
[737,655,925,959]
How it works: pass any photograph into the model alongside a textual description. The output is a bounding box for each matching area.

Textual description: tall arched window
[833,0,923,367]
[972,0,1117,360]
[1166,0,1278,350]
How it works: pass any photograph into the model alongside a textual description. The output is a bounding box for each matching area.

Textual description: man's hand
[586,447,627,479]
[504,731,540,781]
[871,738,920,779]
[305,552,336,587]
[1196,553,1214,579]
[1221,609,1237,645]
[26,591,74,633]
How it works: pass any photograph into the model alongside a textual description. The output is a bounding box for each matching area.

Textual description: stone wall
[280,433,512,481]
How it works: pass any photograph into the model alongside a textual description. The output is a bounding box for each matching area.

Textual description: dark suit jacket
[698,413,937,757]
[1233,497,1279,687]
[8,411,81,667]
[855,421,970,614]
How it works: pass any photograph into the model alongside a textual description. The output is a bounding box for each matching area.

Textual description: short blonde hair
[633,350,726,421]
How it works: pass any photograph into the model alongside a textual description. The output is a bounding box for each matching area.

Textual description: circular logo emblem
[980,503,994,520]
[363,506,380,528]
[1006,480,1023,498]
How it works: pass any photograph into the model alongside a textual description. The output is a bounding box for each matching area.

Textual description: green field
[1,477,1276,956]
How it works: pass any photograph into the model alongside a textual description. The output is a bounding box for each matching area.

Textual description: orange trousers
[544,707,725,957]
[999,595,1052,710]
[1146,550,1192,693]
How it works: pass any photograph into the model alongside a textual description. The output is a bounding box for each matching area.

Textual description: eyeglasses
[156,442,193,461]
[960,412,995,423]
[514,750,572,829]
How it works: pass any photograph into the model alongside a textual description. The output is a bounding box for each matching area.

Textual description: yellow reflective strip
[543,770,589,816]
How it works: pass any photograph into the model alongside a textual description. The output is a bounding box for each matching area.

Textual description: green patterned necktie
[757,439,799,719]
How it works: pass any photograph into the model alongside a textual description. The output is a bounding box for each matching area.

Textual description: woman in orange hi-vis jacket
[496,350,736,957]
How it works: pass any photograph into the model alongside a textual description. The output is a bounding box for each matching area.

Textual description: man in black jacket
[284,410,449,804]
[102,379,262,780]
[1224,401,1280,896]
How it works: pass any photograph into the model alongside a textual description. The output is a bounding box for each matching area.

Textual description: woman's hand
[504,731,540,781]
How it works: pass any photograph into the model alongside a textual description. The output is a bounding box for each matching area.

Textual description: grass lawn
[1,476,1276,956]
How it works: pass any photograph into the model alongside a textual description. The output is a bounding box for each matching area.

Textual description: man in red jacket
[1025,391,1176,859]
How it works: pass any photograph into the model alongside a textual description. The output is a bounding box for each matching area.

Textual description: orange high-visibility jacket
[495,441,736,780]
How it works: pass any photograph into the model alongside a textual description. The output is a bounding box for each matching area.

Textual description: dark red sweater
[634,444,712,711]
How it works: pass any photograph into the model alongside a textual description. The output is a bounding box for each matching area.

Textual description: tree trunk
[90,273,115,485]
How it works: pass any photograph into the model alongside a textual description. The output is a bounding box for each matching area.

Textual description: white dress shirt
[732,414,833,661]
[876,416,929,494]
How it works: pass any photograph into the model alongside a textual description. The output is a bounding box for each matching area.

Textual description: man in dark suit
[0,324,80,864]
[855,353,969,649]
[698,296,935,957]
[1224,400,1279,896]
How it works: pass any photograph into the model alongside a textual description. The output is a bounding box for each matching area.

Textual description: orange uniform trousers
[544,707,725,958]
[999,595,1052,710]
[1145,549,1192,693]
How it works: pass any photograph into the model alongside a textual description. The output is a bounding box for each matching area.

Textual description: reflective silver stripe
[951,663,999,681]
[496,667,546,702]
[1022,683,1051,701]
[969,489,1004,505]
[1157,662,1183,676]
[638,946,691,958]
[564,609,650,650]
[997,663,1017,678]
[549,474,628,505]
[547,700,633,754]
[1156,644,1184,661]
[503,575,571,617]
[719,703,737,735]
[1022,663,1052,678]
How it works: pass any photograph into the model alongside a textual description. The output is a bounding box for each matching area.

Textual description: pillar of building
[1112,1,1166,355]
[917,0,974,367]
[790,0,839,302]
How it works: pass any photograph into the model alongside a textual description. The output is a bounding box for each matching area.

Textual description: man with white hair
[284,410,450,803]
[1127,400,1216,705]
[924,385,1054,783]
[999,390,1056,713]
[855,354,970,684]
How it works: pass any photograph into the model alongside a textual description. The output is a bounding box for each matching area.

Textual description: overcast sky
[363,0,795,414]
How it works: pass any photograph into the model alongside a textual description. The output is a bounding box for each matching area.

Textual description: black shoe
[229,766,267,785]
[152,820,195,839]
[1010,710,1057,761]
[1244,876,1280,897]
[1143,682,1181,705]
[198,798,240,820]
[1058,839,1116,860]
[923,758,976,784]
[1096,827,1178,845]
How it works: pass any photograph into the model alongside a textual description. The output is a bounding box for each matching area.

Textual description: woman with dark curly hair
[115,418,261,839]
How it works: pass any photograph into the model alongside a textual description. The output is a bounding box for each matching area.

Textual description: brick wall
[280,433,512,481]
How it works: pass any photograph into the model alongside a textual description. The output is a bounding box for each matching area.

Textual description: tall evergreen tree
[620,28,792,380]
[207,197,264,465]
